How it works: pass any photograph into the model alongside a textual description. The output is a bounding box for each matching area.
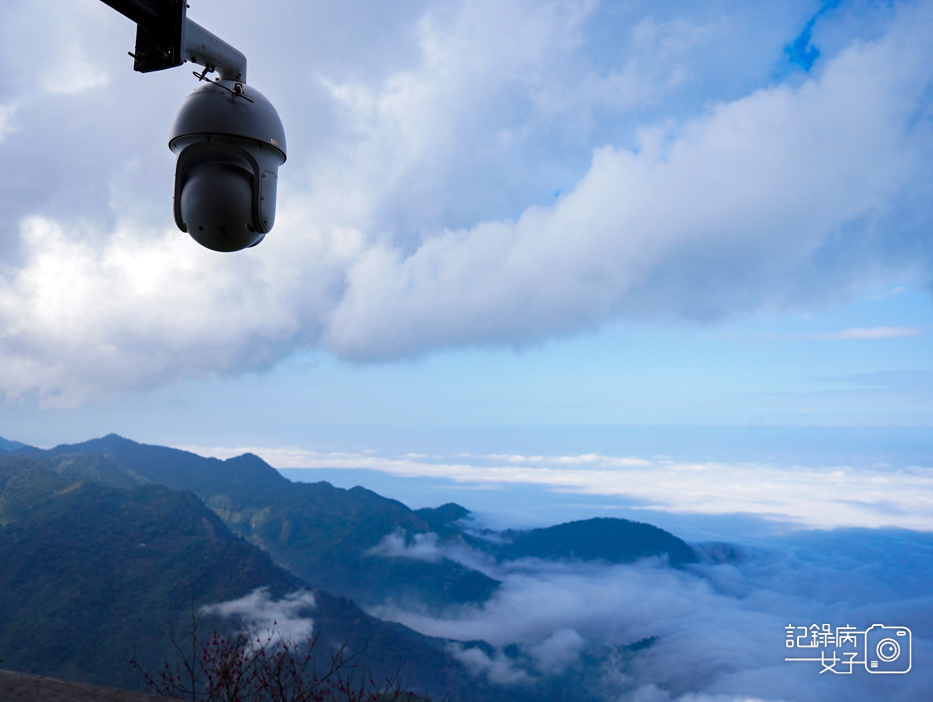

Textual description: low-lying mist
[363,527,933,701]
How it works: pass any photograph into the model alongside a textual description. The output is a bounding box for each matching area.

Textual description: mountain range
[0,433,698,700]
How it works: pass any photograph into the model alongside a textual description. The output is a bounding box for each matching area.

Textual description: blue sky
[1,0,932,533]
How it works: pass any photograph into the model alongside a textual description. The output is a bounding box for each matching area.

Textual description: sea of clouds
[208,517,933,701]
[367,527,933,701]
[186,443,933,702]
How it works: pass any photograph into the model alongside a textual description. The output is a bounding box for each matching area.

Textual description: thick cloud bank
[370,529,933,701]
[2,0,933,401]
[266,448,933,532]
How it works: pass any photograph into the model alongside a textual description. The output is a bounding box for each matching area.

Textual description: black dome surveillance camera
[99,1,287,252]
[169,80,286,252]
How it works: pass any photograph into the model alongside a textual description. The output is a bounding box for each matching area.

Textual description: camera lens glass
[876,638,900,662]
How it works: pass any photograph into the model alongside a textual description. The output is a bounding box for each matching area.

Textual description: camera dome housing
[169,81,286,252]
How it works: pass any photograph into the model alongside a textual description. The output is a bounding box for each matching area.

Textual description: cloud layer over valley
[365,526,933,701]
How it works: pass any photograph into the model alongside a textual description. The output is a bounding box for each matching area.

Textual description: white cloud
[448,643,531,685]
[200,587,317,642]
[0,0,932,399]
[810,326,924,340]
[39,39,110,96]
[323,3,933,358]
[0,213,355,405]
[265,449,933,532]
[527,627,587,672]
[365,527,501,577]
[366,528,445,562]
[0,102,16,142]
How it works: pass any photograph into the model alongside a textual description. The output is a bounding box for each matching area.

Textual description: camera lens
[876,638,900,663]
[180,163,261,252]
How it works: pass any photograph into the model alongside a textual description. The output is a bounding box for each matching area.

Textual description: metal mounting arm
[99,0,246,81]
[184,20,247,82]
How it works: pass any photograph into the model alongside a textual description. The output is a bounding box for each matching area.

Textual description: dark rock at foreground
[0,669,160,702]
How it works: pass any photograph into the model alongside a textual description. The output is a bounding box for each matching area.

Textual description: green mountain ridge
[496,517,697,565]
[20,435,697,585]
[23,435,503,609]
[0,454,495,701]
[0,455,301,687]
[0,434,26,452]
[2,433,699,701]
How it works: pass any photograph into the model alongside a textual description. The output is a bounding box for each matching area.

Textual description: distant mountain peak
[0,436,27,452]
[227,452,264,462]
[416,503,471,531]
[92,433,136,448]
[499,516,697,565]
